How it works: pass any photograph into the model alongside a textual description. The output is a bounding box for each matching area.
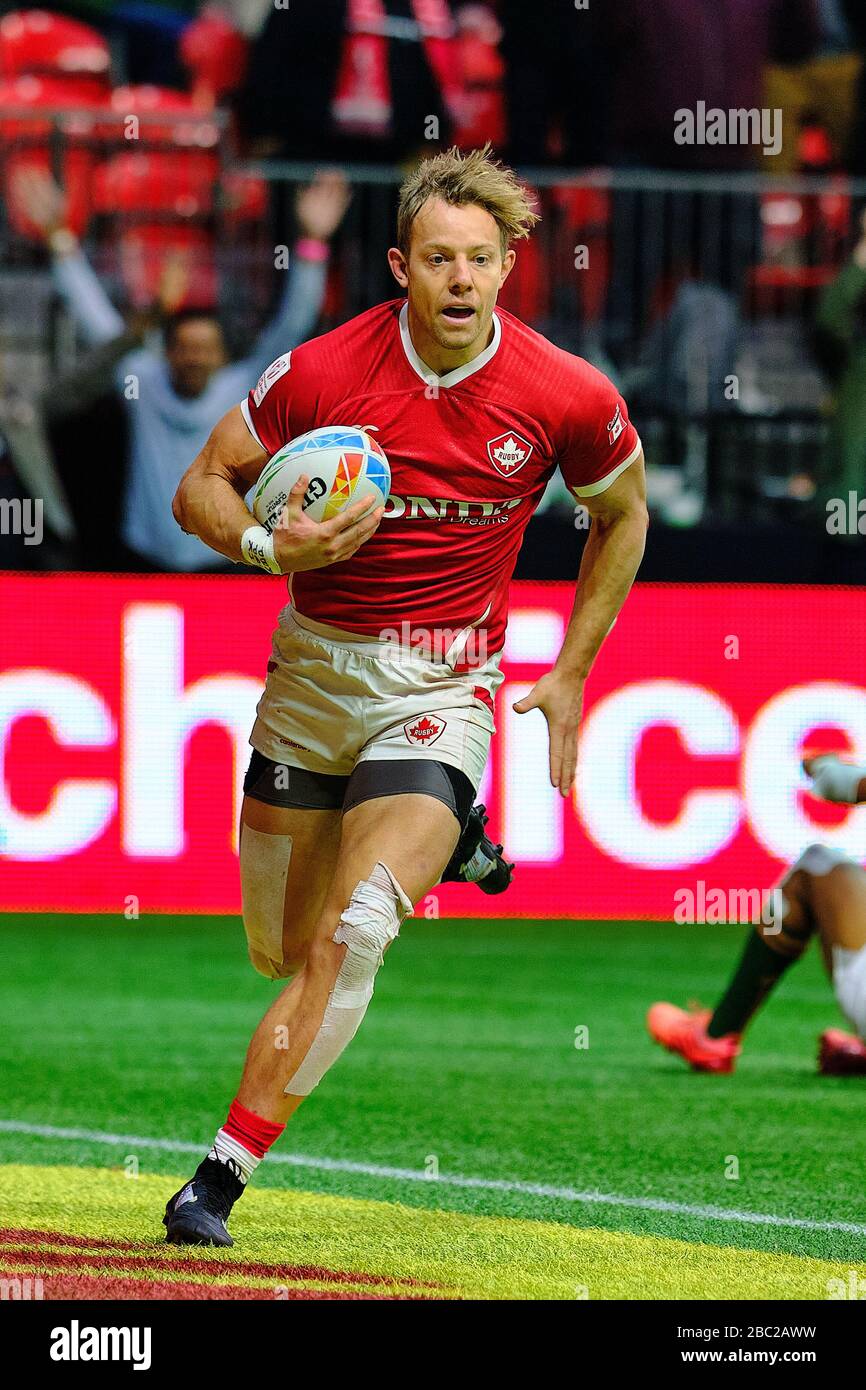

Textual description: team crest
[403,714,446,747]
[486,431,534,477]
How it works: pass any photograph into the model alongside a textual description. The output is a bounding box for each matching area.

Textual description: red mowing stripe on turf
[1,1272,423,1301]
[0,1226,136,1250]
[0,1233,440,1289]
[2,1247,426,1292]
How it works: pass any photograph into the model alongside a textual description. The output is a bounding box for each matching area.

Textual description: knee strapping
[330,862,414,1008]
[240,825,293,979]
[284,862,413,1096]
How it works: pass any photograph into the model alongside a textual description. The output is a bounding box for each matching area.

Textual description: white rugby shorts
[250,605,502,791]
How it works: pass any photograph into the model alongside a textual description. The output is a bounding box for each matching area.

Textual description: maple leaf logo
[404,714,446,746]
[486,431,534,477]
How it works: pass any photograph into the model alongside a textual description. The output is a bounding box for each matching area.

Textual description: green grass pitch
[1,911,865,1293]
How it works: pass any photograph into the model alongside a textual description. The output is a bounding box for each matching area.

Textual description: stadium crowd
[17,1,866,173]
[0,1,865,578]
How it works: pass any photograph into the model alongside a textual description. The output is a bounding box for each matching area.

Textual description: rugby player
[165,145,648,1245]
[648,754,866,1076]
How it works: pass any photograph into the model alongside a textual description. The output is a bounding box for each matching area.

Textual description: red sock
[222,1098,285,1160]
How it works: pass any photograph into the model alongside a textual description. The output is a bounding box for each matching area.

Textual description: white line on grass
[1,1117,864,1237]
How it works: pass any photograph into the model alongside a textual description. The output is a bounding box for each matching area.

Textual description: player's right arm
[172,404,383,572]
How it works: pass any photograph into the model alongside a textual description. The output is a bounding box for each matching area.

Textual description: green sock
[707,930,793,1038]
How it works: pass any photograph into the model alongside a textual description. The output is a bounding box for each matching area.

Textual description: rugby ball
[252,426,390,531]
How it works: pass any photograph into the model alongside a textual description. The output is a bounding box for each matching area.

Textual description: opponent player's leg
[647,852,823,1073]
[801,853,866,1074]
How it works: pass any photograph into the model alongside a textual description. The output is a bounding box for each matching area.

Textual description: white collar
[398,300,501,389]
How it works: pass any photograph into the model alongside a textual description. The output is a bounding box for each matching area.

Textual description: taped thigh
[239,825,293,979]
[285,862,413,1096]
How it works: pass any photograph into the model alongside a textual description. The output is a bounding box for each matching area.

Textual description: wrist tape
[241,525,280,575]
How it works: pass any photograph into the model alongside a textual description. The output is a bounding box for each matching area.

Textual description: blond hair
[396,144,539,256]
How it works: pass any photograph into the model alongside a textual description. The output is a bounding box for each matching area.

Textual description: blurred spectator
[601,0,819,171]
[0,296,171,570]
[17,166,349,571]
[45,274,200,568]
[626,282,741,418]
[0,384,70,571]
[499,0,608,167]
[449,4,504,150]
[812,205,866,526]
[0,420,48,567]
[235,0,456,163]
[764,0,860,173]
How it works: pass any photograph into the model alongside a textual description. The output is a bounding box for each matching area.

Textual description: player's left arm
[513,450,648,797]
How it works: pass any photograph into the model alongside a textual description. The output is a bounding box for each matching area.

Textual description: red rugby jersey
[241,299,641,658]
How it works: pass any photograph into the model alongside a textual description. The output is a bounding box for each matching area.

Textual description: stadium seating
[91,148,216,306]
[98,83,219,149]
[0,9,110,95]
[0,75,102,238]
[0,32,241,306]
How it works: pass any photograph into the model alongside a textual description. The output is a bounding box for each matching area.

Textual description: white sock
[206,1128,260,1185]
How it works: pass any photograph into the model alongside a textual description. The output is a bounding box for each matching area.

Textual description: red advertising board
[1,574,865,918]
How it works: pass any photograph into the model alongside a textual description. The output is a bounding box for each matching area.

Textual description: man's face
[165,319,227,398]
[389,198,515,363]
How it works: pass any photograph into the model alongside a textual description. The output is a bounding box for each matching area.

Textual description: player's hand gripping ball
[252,426,390,530]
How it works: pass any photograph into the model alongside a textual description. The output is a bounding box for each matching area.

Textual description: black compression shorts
[243,749,475,828]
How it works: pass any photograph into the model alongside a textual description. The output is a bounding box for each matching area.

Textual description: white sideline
[1,1117,864,1237]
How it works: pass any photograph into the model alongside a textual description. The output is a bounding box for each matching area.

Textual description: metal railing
[2,113,864,519]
